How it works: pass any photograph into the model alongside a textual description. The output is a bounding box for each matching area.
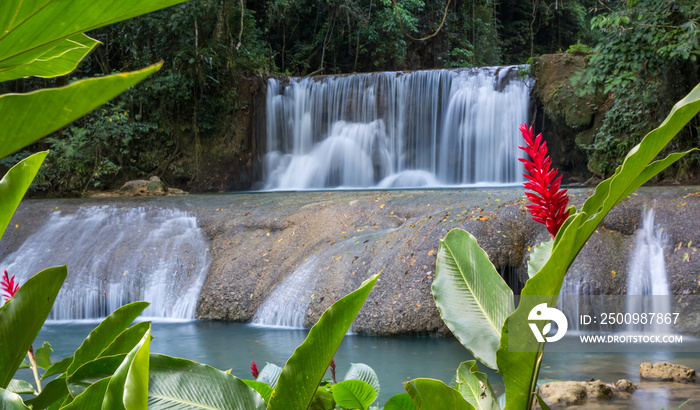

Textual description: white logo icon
[528,303,568,343]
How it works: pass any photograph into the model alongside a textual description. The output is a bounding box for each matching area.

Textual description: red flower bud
[251,360,259,379]
[330,358,336,383]
[518,124,569,238]
[1,269,19,302]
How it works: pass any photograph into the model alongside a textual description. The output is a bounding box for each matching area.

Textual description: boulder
[640,362,696,383]
[118,176,187,197]
[613,379,638,393]
[538,380,613,407]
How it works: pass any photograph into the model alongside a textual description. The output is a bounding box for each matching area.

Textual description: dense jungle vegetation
[1,0,699,195]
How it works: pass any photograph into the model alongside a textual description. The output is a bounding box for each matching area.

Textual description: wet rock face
[5,186,700,336]
[640,362,696,383]
[192,186,700,336]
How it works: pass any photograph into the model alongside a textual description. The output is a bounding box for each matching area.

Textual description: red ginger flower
[330,358,336,383]
[518,124,569,238]
[1,269,19,301]
[251,360,259,379]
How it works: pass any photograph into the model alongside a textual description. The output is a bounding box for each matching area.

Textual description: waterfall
[251,252,323,328]
[626,208,672,333]
[558,208,673,334]
[0,206,210,320]
[263,66,531,190]
[253,230,393,328]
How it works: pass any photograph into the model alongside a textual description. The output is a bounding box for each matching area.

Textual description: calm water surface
[28,321,700,408]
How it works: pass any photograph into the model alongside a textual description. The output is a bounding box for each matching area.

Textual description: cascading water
[252,230,393,328]
[626,208,672,333]
[251,252,323,328]
[263,66,531,190]
[558,208,672,333]
[0,206,209,320]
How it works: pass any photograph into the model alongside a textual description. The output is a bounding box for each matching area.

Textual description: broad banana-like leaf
[59,378,109,410]
[42,356,72,379]
[527,240,552,279]
[497,82,700,409]
[0,0,187,74]
[433,229,514,369]
[0,34,99,82]
[66,355,127,397]
[7,379,36,395]
[24,377,69,410]
[404,379,474,410]
[256,362,282,388]
[103,325,151,410]
[0,388,31,409]
[344,363,380,395]
[456,361,500,410]
[0,265,66,389]
[331,380,377,410]
[267,274,379,410]
[0,151,47,240]
[0,64,160,159]
[241,380,273,404]
[383,393,417,410]
[66,301,149,376]
[101,322,152,358]
[148,354,266,410]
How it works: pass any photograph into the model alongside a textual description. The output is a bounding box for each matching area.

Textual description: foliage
[29,102,158,195]
[498,0,597,65]
[432,82,700,409]
[2,268,385,409]
[573,0,700,177]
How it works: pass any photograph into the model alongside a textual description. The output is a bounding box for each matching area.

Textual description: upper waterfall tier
[262,66,531,190]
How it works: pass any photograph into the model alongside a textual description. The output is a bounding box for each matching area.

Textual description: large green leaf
[331,379,377,410]
[268,274,379,410]
[433,229,514,369]
[0,266,67,389]
[256,362,282,388]
[0,151,47,240]
[103,324,151,410]
[497,82,700,409]
[343,363,380,395]
[0,388,31,409]
[42,356,72,379]
[526,240,552,279]
[0,34,99,82]
[101,322,152,358]
[66,301,149,376]
[383,393,417,410]
[0,0,187,73]
[404,379,475,410]
[7,379,36,395]
[60,378,110,410]
[0,64,160,159]
[148,354,266,410]
[66,355,127,397]
[24,377,69,410]
[241,380,273,405]
[456,361,499,410]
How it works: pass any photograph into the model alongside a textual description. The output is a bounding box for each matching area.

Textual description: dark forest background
[2,0,698,195]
